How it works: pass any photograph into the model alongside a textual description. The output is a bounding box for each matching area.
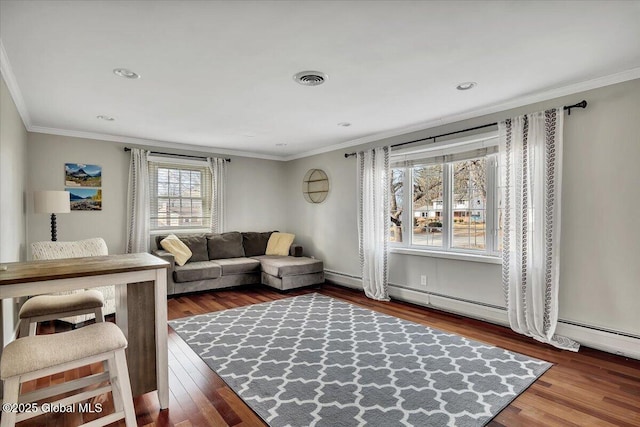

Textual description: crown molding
[284,67,640,161]
[28,126,284,161]
[0,38,32,128]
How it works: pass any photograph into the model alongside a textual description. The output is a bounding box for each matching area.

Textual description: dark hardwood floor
[10,283,640,426]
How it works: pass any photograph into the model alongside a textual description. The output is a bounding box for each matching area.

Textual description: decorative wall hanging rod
[344,100,588,158]
[123,147,231,162]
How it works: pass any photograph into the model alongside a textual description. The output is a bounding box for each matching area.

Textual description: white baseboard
[324,270,362,290]
[324,270,640,360]
[555,322,640,360]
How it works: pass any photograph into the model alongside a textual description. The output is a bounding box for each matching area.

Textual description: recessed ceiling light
[456,82,477,91]
[113,68,141,79]
[338,122,351,127]
[293,71,328,86]
[96,115,115,121]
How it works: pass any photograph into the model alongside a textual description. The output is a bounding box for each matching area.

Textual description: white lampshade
[34,190,71,214]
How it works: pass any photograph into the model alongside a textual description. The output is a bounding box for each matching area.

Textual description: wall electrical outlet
[420,275,427,286]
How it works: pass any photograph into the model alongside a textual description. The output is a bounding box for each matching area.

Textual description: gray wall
[27,134,130,254]
[286,79,640,337]
[0,75,28,345]
[225,156,289,233]
[26,134,289,254]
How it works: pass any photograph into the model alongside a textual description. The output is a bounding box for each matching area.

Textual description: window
[412,164,443,247]
[149,161,212,230]
[389,134,499,256]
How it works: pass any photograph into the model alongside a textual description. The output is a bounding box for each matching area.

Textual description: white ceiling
[1,1,639,160]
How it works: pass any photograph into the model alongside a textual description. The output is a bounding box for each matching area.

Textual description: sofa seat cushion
[173,261,221,283]
[253,256,324,277]
[215,258,261,275]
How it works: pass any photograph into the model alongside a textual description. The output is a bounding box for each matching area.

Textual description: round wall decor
[302,169,329,204]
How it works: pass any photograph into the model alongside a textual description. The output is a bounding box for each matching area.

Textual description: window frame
[390,133,500,260]
[148,157,212,232]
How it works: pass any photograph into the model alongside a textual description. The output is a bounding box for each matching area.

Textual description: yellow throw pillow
[160,234,192,266]
[265,232,295,256]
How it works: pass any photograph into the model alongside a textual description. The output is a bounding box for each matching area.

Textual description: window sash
[149,161,212,230]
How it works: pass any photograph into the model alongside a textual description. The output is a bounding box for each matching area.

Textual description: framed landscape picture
[65,163,102,187]
[66,188,102,211]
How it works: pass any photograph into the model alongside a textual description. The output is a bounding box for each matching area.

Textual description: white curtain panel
[208,157,227,233]
[357,146,391,301]
[126,148,150,253]
[499,109,579,351]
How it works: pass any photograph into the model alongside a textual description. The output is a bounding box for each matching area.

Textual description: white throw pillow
[160,234,192,266]
[265,232,295,256]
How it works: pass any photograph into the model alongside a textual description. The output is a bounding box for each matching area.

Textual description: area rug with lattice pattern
[169,293,551,427]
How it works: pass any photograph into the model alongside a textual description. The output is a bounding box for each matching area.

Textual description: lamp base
[50,213,57,241]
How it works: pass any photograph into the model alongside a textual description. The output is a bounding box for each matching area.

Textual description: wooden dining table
[0,252,170,409]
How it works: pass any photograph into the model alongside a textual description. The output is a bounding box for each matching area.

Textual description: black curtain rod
[123,147,231,162]
[344,100,587,158]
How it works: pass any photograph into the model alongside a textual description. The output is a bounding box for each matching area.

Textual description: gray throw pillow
[155,235,168,249]
[242,231,273,257]
[208,232,245,259]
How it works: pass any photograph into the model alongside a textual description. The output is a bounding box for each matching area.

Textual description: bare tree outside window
[390,169,404,242]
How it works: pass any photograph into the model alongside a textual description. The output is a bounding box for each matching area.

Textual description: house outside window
[389,133,499,257]
[149,160,212,230]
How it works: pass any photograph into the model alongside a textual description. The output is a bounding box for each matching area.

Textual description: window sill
[389,247,501,264]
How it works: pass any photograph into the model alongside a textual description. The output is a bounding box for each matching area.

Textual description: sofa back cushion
[242,231,273,257]
[155,234,209,262]
[177,235,209,262]
[208,232,245,259]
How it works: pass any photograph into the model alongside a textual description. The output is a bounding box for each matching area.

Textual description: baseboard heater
[324,270,640,360]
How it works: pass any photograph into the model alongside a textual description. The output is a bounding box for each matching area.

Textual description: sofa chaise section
[254,255,324,291]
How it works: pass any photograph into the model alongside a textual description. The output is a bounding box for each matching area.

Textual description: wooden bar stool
[18,289,105,337]
[0,322,136,427]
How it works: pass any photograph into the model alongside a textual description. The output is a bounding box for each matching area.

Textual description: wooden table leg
[154,268,169,409]
[115,275,168,408]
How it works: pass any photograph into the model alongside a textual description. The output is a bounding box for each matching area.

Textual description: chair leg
[28,321,37,337]
[113,349,137,427]
[1,376,21,427]
[19,318,31,338]
[94,306,105,323]
[106,355,123,412]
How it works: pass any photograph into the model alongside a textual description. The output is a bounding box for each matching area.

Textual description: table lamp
[34,190,71,241]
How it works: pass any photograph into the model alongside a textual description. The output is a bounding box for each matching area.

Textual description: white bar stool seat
[18,289,105,336]
[0,322,136,427]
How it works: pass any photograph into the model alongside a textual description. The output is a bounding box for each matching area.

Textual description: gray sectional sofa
[152,231,324,296]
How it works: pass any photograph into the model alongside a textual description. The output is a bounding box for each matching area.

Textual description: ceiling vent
[293,71,328,86]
